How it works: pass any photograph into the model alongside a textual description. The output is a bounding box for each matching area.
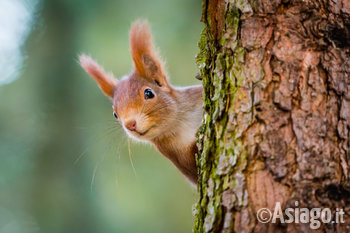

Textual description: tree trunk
[194,0,350,232]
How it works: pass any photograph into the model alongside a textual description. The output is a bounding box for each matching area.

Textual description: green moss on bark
[194,2,252,232]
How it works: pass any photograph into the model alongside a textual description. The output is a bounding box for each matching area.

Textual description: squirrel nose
[125,120,137,131]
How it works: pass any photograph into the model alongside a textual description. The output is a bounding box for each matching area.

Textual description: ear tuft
[79,54,117,98]
[129,20,168,86]
[129,20,153,77]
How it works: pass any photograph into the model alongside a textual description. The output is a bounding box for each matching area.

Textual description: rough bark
[194,0,350,232]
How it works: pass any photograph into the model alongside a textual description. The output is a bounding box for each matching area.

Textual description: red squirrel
[79,20,203,184]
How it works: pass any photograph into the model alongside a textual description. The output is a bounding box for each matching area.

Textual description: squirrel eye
[113,111,118,120]
[144,88,155,99]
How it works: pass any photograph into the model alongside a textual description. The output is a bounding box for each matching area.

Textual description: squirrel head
[79,20,177,141]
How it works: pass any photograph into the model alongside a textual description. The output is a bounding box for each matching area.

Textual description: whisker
[144,104,168,116]
[90,129,123,191]
[128,138,138,178]
[101,130,128,190]
[75,123,122,165]
[74,148,89,165]
[91,163,99,191]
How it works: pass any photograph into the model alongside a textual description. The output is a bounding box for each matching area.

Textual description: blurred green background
[0,0,202,232]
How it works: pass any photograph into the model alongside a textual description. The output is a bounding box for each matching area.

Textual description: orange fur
[129,20,166,84]
[79,54,117,98]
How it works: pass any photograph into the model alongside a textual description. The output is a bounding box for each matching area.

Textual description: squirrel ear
[79,54,117,98]
[129,20,168,87]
